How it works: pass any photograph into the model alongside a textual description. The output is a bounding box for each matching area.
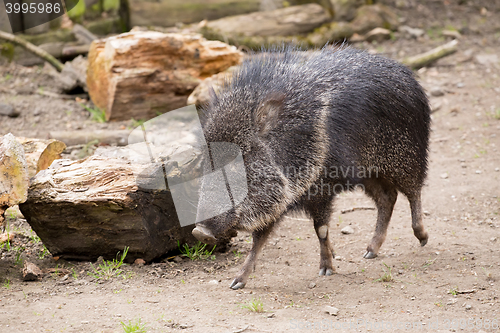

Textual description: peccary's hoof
[230,279,246,290]
[319,268,334,276]
[192,226,216,245]
[420,238,428,247]
[363,251,377,259]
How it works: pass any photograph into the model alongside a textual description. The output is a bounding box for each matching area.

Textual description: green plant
[375,262,393,282]
[38,244,50,259]
[493,109,500,120]
[177,241,216,261]
[14,246,25,265]
[81,103,106,123]
[240,297,264,313]
[233,250,242,259]
[88,247,129,280]
[449,286,458,296]
[28,231,41,244]
[120,318,147,333]
[3,279,11,289]
[71,268,78,280]
[129,118,146,129]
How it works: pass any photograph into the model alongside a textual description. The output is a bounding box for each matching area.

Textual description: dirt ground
[1,0,499,332]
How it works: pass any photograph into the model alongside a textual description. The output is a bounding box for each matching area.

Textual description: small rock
[208,280,219,285]
[430,100,442,113]
[495,167,499,172]
[22,262,43,281]
[308,282,316,289]
[341,226,354,234]
[172,256,183,263]
[440,173,448,179]
[0,103,20,118]
[423,211,430,216]
[267,313,276,318]
[81,320,89,324]
[430,87,445,97]
[134,258,146,265]
[490,237,497,242]
[475,170,482,174]
[475,54,498,67]
[465,304,472,310]
[324,305,339,316]
[365,27,391,43]
[398,25,424,39]
[456,82,465,88]
[442,30,461,39]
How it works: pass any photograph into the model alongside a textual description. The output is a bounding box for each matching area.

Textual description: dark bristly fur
[193,45,431,289]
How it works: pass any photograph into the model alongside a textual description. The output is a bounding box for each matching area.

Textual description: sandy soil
[0,0,499,332]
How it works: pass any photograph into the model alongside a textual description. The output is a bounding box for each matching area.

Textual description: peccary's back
[209,46,431,196]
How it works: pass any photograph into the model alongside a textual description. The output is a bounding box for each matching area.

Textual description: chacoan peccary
[192,46,431,289]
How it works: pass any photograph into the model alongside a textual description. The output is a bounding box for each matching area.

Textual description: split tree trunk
[19,153,234,262]
[86,31,242,121]
[0,134,29,225]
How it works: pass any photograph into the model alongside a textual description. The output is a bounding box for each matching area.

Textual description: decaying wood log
[204,4,330,37]
[0,134,29,225]
[15,137,66,178]
[129,0,261,28]
[402,40,458,69]
[87,31,242,121]
[49,130,130,146]
[0,30,64,72]
[19,153,234,262]
[199,4,329,49]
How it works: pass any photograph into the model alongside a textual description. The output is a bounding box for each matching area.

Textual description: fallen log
[87,31,242,121]
[402,40,458,69]
[49,130,130,146]
[129,0,261,28]
[0,134,29,225]
[19,154,234,262]
[15,137,66,178]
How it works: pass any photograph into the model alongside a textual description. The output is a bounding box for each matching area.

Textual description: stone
[324,305,339,316]
[341,226,354,234]
[330,0,364,21]
[0,103,20,118]
[350,4,400,35]
[22,262,43,281]
[364,27,391,43]
[398,25,425,39]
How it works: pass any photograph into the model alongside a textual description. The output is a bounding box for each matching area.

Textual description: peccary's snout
[192,224,217,245]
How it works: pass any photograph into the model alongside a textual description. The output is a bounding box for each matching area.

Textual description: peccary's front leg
[304,196,335,276]
[230,223,275,290]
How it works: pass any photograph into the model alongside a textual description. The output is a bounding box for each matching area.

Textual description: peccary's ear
[255,91,285,136]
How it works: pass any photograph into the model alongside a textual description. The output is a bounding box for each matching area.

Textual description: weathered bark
[15,137,67,178]
[19,153,235,262]
[203,4,330,37]
[0,134,29,225]
[128,0,261,28]
[49,130,130,146]
[402,40,458,69]
[87,31,242,121]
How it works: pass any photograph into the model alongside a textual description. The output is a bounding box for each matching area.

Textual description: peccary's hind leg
[363,180,398,259]
[230,222,275,290]
[408,192,428,246]
[304,197,335,276]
